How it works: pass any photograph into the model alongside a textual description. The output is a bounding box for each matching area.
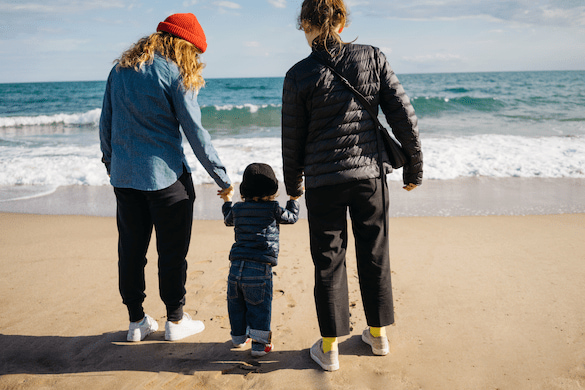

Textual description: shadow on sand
[0,333,373,376]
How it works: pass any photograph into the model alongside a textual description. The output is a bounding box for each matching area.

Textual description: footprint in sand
[273,289,295,315]
[188,270,204,280]
[209,314,230,329]
[194,259,213,265]
[287,293,296,308]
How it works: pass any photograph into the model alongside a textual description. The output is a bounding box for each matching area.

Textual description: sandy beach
[1,179,585,389]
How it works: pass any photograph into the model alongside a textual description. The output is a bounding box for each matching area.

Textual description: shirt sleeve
[171,80,232,189]
[99,71,113,175]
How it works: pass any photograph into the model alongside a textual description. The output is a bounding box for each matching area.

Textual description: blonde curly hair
[115,31,205,91]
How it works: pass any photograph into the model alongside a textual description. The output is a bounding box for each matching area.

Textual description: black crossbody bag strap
[312,55,389,235]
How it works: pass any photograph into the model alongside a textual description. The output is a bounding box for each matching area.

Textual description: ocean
[1,70,584,204]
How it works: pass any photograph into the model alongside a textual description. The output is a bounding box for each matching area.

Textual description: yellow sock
[369,327,386,338]
[322,337,338,353]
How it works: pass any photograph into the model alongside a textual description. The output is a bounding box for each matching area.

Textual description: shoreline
[1,177,585,218]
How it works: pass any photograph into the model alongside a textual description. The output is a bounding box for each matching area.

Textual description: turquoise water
[0,71,584,190]
[2,71,583,135]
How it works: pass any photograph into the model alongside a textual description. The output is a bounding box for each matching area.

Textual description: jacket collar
[311,40,345,66]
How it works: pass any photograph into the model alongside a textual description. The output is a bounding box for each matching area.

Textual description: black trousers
[305,177,394,337]
[114,170,195,323]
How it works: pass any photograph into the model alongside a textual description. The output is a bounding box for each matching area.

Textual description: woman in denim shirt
[220,163,300,356]
[99,13,234,343]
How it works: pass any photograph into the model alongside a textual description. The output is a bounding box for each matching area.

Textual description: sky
[0,0,584,83]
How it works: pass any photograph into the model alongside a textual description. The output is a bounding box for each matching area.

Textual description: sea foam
[0,109,101,127]
[1,134,583,188]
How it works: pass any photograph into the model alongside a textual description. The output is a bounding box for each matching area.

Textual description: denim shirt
[99,54,231,191]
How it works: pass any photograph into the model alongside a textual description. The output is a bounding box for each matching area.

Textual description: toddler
[220,163,300,356]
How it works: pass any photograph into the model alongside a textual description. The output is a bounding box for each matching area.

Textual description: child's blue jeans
[227,260,273,345]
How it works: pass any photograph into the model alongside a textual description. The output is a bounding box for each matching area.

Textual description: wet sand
[1,177,585,218]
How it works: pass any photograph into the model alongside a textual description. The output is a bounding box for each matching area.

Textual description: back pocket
[242,282,266,305]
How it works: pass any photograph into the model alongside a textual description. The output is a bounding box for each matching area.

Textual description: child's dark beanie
[240,163,278,199]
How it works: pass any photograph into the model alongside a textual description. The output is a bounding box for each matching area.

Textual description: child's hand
[218,185,234,202]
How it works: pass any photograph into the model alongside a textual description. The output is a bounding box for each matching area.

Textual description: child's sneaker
[165,313,205,341]
[251,341,273,357]
[310,339,339,371]
[361,327,389,355]
[127,314,158,342]
[232,338,250,348]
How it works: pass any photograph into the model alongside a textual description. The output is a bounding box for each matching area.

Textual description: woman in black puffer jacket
[281,0,423,371]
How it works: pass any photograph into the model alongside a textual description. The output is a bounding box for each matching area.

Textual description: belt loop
[239,260,245,273]
[235,261,244,280]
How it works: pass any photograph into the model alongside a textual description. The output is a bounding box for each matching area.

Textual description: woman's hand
[218,185,234,202]
[403,183,418,191]
[289,187,304,200]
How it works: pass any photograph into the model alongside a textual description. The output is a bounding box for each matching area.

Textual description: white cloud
[542,7,581,24]
[267,0,286,8]
[380,47,393,55]
[402,53,462,63]
[346,0,370,6]
[93,17,125,25]
[213,1,241,9]
[0,1,124,13]
[354,1,585,27]
[244,41,261,47]
[38,38,89,52]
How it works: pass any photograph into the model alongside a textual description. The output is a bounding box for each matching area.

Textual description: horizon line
[2,69,584,85]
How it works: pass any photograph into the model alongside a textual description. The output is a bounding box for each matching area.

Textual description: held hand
[218,185,234,202]
[403,183,418,192]
[289,186,304,201]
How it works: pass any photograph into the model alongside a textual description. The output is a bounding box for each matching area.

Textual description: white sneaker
[361,328,389,355]
[127,314,158,342]
[310,339,339,371]
[165,313,205,341]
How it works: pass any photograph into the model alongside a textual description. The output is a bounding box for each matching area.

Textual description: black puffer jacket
[222,199,300,266]
[282,43,423,197]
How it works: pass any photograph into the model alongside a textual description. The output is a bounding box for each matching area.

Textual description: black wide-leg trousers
[114,170,195,323]
[305,177,394,337]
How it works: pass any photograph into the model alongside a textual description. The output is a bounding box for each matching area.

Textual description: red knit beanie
[157,13,207,53]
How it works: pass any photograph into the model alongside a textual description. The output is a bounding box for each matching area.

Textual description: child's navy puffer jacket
[222,199,300,266]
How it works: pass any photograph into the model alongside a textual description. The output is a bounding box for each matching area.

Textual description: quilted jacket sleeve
[222,202,234,226]
[277,199,300,225]
[281,72,308,197]
[377,50,423,186]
